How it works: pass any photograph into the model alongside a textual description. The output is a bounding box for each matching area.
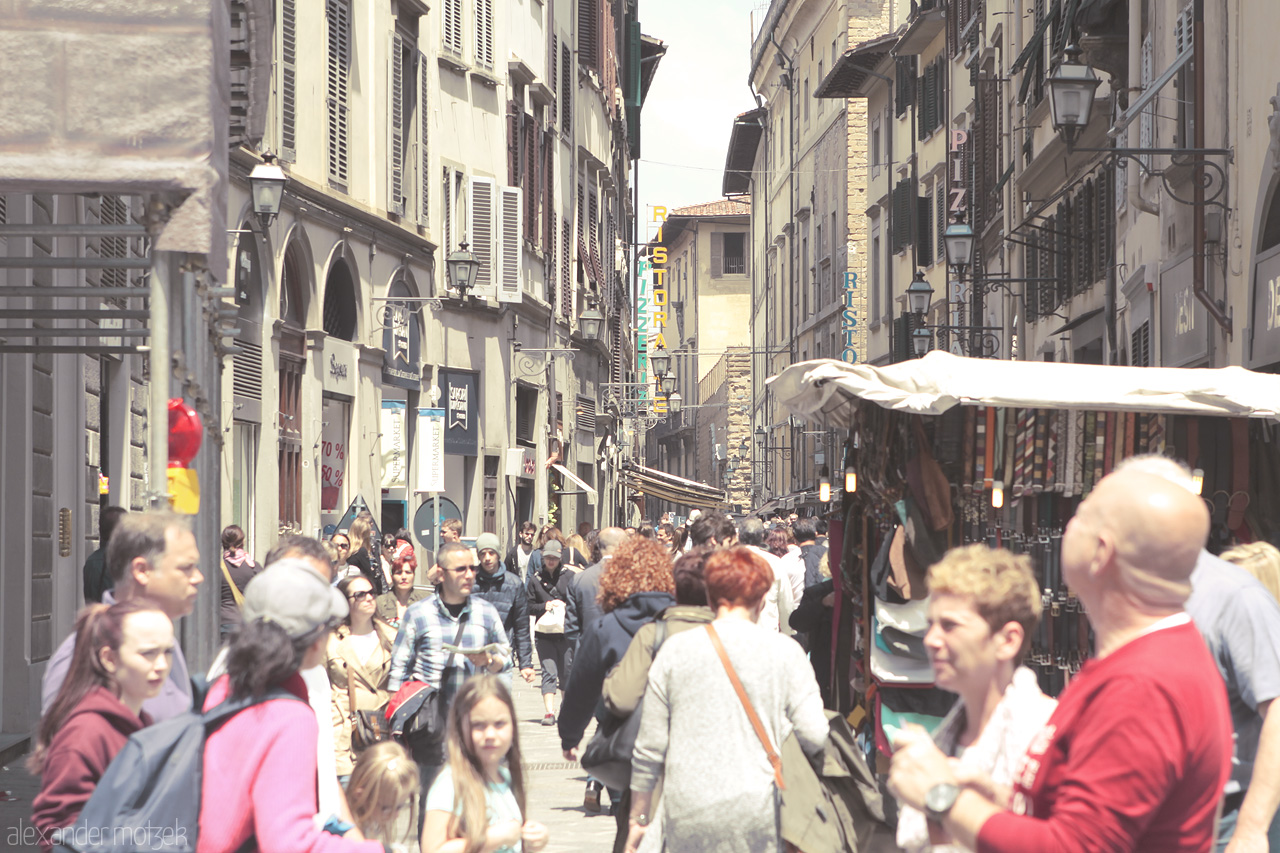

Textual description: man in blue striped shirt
[389,541,511,807]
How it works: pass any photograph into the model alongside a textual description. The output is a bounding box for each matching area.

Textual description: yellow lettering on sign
[653,288,668,306]
[652,206,667,222]
[653,269,667,285]
[652,246,668,265]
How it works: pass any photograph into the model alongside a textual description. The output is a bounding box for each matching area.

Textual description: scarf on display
[223,548,255,569]
[896,667,1058,853]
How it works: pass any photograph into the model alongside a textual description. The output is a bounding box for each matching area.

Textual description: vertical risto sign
[641,205,671,408]
[842,270,862,363]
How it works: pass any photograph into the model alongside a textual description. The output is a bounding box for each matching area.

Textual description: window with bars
[326,0,351,190]
[723,232,746,275]
[475,0,493,69]
[442,0,463,56]
[280,0,298,162]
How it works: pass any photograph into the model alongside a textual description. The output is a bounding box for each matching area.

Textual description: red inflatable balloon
[168,398,203,468]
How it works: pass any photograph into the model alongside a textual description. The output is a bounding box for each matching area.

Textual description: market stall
[767,352,1280,763]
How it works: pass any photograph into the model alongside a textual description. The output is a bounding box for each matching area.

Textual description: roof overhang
[815,32,900,99]
[895,9,946,57]
[621,463,727,510]
[766,352,1280,426]
[722,107,765,196]
[639,35,667,107]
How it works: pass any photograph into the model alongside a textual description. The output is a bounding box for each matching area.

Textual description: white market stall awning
[766,351,1280,428]
[551,463,597,505]
[621,463,727,510]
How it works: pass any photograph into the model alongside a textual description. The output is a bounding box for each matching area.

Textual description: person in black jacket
[566,527,628,642]
[504,521,537,583]
[472,532,535,685]
[789,576,836,709]
[558,537,677,847]
[526,540,576,724]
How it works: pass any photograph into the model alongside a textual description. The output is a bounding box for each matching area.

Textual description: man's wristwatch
[924,782,961,820]
[630,814,650,827]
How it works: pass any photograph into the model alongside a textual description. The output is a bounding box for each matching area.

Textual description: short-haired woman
[626,546,828,853]
[375,541,426,629]
[328,575,397,785]
[889,544,1057,853]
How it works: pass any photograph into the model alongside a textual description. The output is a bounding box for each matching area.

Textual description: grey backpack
[53,687,302,853]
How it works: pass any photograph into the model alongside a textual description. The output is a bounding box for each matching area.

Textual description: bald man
[889,469,1232,853]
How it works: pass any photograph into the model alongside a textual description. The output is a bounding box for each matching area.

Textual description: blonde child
[347,741,420,847]
[421,675,549,853]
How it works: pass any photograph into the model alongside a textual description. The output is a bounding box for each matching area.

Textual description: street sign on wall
[415,407,445,493]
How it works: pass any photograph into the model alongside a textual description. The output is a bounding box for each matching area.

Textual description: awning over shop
[551,463,597,505]
[621,463,726,510]
[766,351,1280,428]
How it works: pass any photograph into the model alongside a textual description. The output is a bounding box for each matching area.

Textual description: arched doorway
[278,236,311,532]
[323,258,358,341]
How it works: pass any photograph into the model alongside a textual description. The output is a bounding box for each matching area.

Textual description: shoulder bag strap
[443,612,469,671]
[220,560,245,607]
[705,624,785,790]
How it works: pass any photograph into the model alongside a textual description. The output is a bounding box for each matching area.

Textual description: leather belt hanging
[1082,411,1097,495]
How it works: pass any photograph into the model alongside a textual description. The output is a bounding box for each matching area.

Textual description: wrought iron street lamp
[649,345,671,376]
[446,242,481,297]
[248,156,287,228]
[943,216,976,270]
[659,370,677,395]
[818,466,832,503]
[578,305,604,341]
[906,269,934,315]
[668,390,682,414]
[1047,44,1102,150]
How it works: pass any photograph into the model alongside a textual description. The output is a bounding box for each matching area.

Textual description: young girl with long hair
[30,600,174,849]
[346,741,419,846]
[421,675,549,853]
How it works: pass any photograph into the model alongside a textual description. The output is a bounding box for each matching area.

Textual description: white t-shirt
[516,546,531,579]
[346,628,380,665]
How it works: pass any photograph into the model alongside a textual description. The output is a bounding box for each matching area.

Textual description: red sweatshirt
[197,674,384,853]
[31,686,149,850]
[978,619,1232,853]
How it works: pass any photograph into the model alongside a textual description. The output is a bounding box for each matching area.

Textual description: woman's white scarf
[896,666,1057,852]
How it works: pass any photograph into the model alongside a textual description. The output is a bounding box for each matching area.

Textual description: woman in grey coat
[625,546,829,853]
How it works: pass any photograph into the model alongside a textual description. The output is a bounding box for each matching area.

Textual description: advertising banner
[380,400,407,490]
[415,407,446,493]
[440,369,478,456]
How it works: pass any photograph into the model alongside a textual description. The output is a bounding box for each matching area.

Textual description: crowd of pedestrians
[30,465,1280,852]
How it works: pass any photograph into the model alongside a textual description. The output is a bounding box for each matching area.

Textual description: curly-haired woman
[559,536,676,843]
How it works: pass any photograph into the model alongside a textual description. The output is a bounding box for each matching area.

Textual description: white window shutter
[280,0,298,162]
[387,32,406,217]
[498,186,523,303]
[443,0,463,56]
[468,175,496,300]
[326,0,351,190]
[476,0,494,69]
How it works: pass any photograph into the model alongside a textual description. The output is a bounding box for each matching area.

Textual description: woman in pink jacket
[197,559,386,853]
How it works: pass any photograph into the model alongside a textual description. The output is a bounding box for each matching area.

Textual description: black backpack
[53,687,303,853]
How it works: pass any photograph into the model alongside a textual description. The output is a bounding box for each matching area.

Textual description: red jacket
[31,686,149,849]
[197,673,384,853]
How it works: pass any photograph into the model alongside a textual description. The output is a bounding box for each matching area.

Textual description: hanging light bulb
[819,466,832,503]
[844,466,857,493]
[991,481,1005,509]
[1191,468,1205,495]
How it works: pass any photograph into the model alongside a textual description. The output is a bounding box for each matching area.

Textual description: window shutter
[549,33,558,126]
[442,167,454,262]
[709,231,723,278]
[326,0,351,190]
[891,179,912,253]
[576,396,597,432]
[561,42,572,135]
[588,184,600,283]
[507,102,520,186]
[525,116,537,243]
[561,218,573,318]
[917,194,933,264]
[388,32,406,217]
[1131,321,1151,367]
[419,52,430,226]
[542,131,554,254]
[578,0,599,69]
[476,0,494,69]
[443,0,463,56]
[498,186,523,302]
[280,0,298,162]
[935,183,946,263]
[469,175,496,300]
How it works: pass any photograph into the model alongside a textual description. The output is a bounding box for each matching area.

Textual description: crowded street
[7,0,1280,851]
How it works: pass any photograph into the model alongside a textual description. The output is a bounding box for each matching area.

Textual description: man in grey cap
[471,531,535,684]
